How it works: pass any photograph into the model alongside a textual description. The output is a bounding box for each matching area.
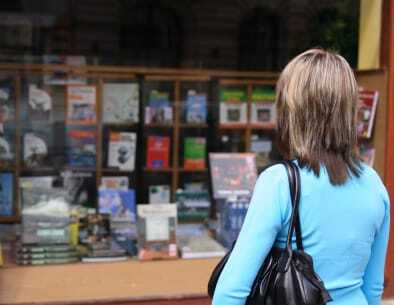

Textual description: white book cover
[108,132,137,171]
[219,102,247,124]
[149,185,171,204]
[103,83,139,124]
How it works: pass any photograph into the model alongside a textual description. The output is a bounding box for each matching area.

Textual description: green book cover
[184,137,206,169]
[251,86,276,102]
[220,89,247,102]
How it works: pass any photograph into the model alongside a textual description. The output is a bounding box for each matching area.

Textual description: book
[185,90,207,123]
[149,185,171,204]
[67,128,96,167]
[250,135,272,168]
[175,189,210,222]
[43,55,87,85]
[146,136,170,169]
[250,86,276,125]
[103,83,139,124]
[81,256,127,263]
[209,153,257,199]
[23,132,49,167]
[67,85,97,125]
[359,145,375,167]
[0,79,15,123]
[357,88,379,138]
[17,257,79,265]
[219,89,247,124]
[184,137,206,169]
[137,204,178,260]
[144,90,173,124]
[0,173,13,218]
[0,132,13,161]
[28,84,52,121]
[98,189,136,224]
[78,213,111,247]
[101,176,129,190]
[108,132,137,171]
[178,234,226,259]
[60,170,97,208]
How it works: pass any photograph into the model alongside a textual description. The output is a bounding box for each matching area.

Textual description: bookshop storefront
[1,0,394,304]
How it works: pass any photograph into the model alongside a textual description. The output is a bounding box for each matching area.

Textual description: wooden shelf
[218,124,248,130]
[102,122,139,128]
[143,167,173,173]
[101,168,135,173]
[144,123,173,129]
[250,123,276,130]
[178,168,208,173]
[179,123,209,128]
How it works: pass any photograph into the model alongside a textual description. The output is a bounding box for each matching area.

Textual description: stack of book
[15,244,78,266]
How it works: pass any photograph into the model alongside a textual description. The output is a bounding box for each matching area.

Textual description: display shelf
[179,123,209,129]
[144,123,174,129]
[250,123,276,130]
[178,168,208,173]
[143,167,173,173]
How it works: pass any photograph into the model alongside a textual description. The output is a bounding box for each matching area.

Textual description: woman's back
[212,163,389,305]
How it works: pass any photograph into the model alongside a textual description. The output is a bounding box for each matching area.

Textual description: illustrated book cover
[219,88,247,124]
[185,90,207,123]
[250,135,272,168]
[137,203,178,260]
[0,173,13,218]
[108,132,137,171]
[209,153,257,199]
[183,137,206,170]
[144,90,173,124]
[146,136,170,169]
[66,128,96,168]
[67,85,97,125]
[357,88,379,139]
[103,83,139,124]
[28,84,52,122]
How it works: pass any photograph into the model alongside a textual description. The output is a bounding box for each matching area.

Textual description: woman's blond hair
[276,49,361,185]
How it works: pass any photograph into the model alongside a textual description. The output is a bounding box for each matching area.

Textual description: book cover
[103,83,139,124]
[0,79,15,123]
[219,89,247,124]
[184,137,206,169]
[78,213,111,247]
[357,88,379,138]
[144,90,173,124]
[0,173,13,218]
[28,84,52,122]
[250,135,272,168]
[67,85,97,125]
[149,185,171,204]
[101,176,129,190]
[209,153,257,199]
[60,170,97,208]
[0,132,13,162]
[98,189,136,224]
[137,204,178,261]
[67,128,96,167]
[146,136,170,169]
[250,86,276,125]
[178,234,226,259]
[185,90,207,123]
[108,132,137,171]
[43,55,87,85]
[175,189,210,222]
[23,132,49,167]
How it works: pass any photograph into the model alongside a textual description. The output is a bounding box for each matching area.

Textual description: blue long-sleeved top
[212,162,390,305]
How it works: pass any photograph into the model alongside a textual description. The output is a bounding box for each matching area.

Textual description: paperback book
[67,85,97,125]
[0,173,13,218]
[60,170,97,208]
[28,84,52,122]
[184,137,206,170]
[145,90,173,124]
[67,128,96,167]
[250,86,276,125]
[108,132,137,171]
[137,204,178,260]
[219,89,247,124]
[149,185,171,204]
[357,88,379,139]
[175,189,210,222]
[43,55,87,85]
[250,135,272,168]
[103,83,139,124]
[185,90,207,123]
[178,234,226,259]
[0,79,15,123]
[23,131,49,167]
[209,153,257,199]
[146,136,170,169]
[101,176,129,190]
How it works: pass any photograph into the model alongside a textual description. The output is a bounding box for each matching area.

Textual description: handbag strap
[281,160,303,251]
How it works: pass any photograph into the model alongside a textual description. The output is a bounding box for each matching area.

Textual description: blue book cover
[185,90,207,123]
[98,189,136,223]
[0,173,13,217]
[67,128,96,168]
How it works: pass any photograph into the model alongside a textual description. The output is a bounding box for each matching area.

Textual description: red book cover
[357,88,379,139]
[146,136,170,168]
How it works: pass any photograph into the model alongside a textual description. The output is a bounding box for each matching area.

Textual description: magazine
[28,84,52,122]
[103,83,139,124]
[67,128,96,167]
[146,136,170,169]
[185,90,207,123]
[23,132,49,167]
[0,173,13,217]
[108,132,137,171]
[67,85,97,125]
[137,204,178,260]
[357,88,379,138]
[250,86,276,125]
[209,153,257,199]
[149,185,171,204]
[184,137,206,170]
[144,90,173,124]
[219,89,247,124]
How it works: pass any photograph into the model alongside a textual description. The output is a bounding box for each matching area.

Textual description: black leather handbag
[207,161,332,305]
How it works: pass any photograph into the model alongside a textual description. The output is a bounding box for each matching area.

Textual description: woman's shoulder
[359,163,390,206]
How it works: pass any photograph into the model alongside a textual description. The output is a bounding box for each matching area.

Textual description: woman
[212,49,390,305]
